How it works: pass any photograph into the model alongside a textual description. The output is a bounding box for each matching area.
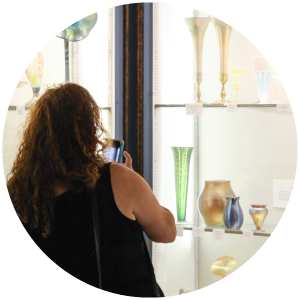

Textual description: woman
[7,83,176,297]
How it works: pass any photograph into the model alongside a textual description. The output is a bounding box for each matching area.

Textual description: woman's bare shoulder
[110,162,176,243]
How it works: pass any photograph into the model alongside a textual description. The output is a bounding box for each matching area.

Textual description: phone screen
[104,139,124,163]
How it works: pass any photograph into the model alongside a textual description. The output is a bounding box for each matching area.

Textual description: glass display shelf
[180,222,275,237]
[8,105,112,111]
[155,104,277,108]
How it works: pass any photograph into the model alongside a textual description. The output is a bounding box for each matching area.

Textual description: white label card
[186,103,203,115]
[227,103,237,112]
[277,104,292,115]
[212,229,225,240]
[192,227,205,237]
[17,106,26,115]
[176,226,184,237]
[273,179,294,208]
[243,230,254,239]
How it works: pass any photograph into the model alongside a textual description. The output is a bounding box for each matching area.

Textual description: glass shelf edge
[8,106,112,111]
[155,104,277,108]
[181,223,273,237]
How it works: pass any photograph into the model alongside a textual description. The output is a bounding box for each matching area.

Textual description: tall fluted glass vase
[210,16,232,104]
[171,147,193,224]
[185,17,210,103]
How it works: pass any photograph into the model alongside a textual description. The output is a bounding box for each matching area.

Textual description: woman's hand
[123,151,133,170]
[112,151,133,170]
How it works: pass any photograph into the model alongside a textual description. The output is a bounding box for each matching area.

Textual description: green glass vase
[171,147,193,224]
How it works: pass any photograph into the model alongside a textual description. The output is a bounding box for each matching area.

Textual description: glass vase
[198,180,235,226]
[249,205,268,232]
[184,17,211,103]
[251,56,272,103]
[171,147,193,224]
[25,52,46,106]
[223,196,244,230]
[210,16,233,104]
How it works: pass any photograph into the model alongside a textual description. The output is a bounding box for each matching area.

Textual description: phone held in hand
[104,139,124,163]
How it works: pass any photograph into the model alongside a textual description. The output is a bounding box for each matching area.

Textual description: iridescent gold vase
[210,16,232,104]
[198,180,235,226]
[185,17,211,103]
[249,205,268,233]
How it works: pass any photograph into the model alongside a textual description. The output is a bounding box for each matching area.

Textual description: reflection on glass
[229,66,245,103]
[25,53,46,106]
[271,67,281,104]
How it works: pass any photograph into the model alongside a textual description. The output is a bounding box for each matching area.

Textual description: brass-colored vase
[209,16,232,103]
[185,17,211,103]
[198,180,235,226]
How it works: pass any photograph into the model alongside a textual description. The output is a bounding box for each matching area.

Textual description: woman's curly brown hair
[7,83,108,238]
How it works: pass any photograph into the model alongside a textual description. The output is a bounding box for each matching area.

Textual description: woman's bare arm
[110,153,176,243]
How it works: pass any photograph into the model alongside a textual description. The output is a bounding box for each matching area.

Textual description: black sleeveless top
[23,163,159,296]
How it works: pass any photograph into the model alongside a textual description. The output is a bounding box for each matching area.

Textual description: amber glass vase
[198,180,235,226]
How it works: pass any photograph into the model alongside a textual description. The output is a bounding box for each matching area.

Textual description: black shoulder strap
[91,187,102,289]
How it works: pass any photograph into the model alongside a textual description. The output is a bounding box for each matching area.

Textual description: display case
[2,3,297,299]
[151,3,296,296]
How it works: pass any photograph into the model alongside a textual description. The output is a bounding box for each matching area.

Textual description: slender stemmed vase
[171,147,193,224]
[223,196,244,230]
[25,52,46,106]
[252,56,272,103]
[210,16,232,104]
[229,66,245,103]
[184,17,211,103]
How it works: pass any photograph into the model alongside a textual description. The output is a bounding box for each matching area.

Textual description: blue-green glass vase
[171,147,193,224]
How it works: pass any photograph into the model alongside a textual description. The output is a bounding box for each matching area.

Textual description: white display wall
[152,2,297,295]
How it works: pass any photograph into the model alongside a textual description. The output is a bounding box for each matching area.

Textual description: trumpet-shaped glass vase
[171,147,193,224]
[25,53,45,106]
[210,16,232,104]
[185,17,211,103]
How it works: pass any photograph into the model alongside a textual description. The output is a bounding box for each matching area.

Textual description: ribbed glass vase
[171,147,193,224]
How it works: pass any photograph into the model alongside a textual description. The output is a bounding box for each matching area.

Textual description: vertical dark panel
[143,2,153,258]
[114,5,123,143]
[143,3,153,188]
[123,5,130,153]
[123,4,141,174]
[120,3,153,255]
[136,3,144,176]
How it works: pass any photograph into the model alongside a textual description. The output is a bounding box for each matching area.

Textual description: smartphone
[104,139,124,163]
